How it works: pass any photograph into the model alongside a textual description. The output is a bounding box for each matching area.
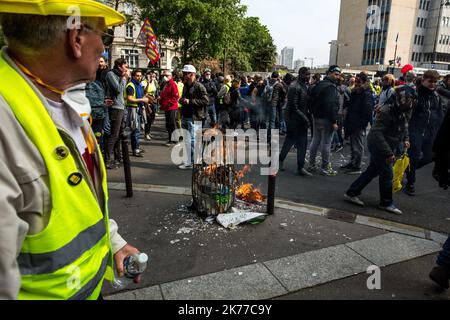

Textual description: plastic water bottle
[112,253,148,290]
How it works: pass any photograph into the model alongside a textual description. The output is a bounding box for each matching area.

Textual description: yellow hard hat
[0,0,126,27]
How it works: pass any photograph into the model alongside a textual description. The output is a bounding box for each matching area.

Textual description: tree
[137,0,246,65]
[238,17,276,72]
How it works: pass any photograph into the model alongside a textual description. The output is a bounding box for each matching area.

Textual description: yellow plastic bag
[393,154,410,193]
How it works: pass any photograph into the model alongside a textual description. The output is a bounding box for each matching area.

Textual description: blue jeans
[279,125,308,170]
[406,131,434,186]
[309,119,334,169]
[207,104,217,126]
[437,235,450,270]
[182,118,202,165]
[265,105,277,131]
[128,110,141,151]
[347,148,394,207]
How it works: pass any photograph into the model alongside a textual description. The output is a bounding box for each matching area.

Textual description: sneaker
[346,167,363,175]
[298,168,313,177]
[179,164,193,170]
[321,164,337,176]
[404,184,416,197]
[132,150,144,158]
[429,266,450,290]
[307,163,318,172]
[106,161,118,170]
[340,163,353,170]
[378,205,403,215]
[344,194,365,207]
[145,134,152,141]
[137,148,146,154]
[166,142,173,147]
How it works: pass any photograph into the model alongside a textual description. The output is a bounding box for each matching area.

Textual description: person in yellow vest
[174,72,185,129]
[141,71,159,140]
[0,1,141,300]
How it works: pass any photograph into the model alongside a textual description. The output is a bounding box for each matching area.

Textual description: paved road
[107,116,450,233]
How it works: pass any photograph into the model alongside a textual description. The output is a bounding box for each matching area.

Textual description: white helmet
[182,65,197,73]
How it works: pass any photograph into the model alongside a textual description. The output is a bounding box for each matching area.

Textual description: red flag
[138,19,160,65]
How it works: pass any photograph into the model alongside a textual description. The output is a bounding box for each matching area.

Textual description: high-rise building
[281,47,295,70]
[294,59,305,71]
[337,0,450,71]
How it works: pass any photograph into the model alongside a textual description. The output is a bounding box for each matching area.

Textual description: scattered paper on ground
[216,211,267,229]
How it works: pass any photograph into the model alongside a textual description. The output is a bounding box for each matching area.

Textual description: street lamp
[433,0,450,67]
[305,57,314,69]
[328,42,348,65]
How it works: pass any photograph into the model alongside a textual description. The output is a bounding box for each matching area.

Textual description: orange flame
[236,183,266,203]
[237,165,252,179]
[205,164,218,176]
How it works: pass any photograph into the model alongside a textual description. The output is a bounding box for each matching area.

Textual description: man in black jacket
[200,68,218,128]
[279,67,312,176]
[341,72,375,174]
[308,65,341,176]
[179,65,209,170]
[344,86,417,215]
[429,107,450,290]
[405,70,444,196]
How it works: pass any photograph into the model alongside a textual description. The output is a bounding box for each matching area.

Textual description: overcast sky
[241,0,341,67]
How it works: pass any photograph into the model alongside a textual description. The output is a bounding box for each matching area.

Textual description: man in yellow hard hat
[0,0,141,300]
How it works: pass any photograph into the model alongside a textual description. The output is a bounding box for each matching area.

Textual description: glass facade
[362,0,391,65]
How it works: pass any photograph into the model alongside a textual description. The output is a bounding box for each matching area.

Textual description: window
[412,52,416,61]
[421,36,425,45]
[417,17,420,27]
[125,24,134,38]
[121,49,139,68]
[426,1,430,11]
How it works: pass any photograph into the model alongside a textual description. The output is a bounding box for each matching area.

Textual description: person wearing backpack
[264,72,285,139]
[217,75,232,129]
[307,65,341,176]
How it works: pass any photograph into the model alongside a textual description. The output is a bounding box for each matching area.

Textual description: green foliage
[137,0,276,72]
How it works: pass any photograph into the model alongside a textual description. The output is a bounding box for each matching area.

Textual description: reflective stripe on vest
[125,82,138,108]
[0,52,114,300]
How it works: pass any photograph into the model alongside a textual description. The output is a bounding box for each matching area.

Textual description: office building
[281,47,294,70]
[336,0,450,71]
[294,59,305,71]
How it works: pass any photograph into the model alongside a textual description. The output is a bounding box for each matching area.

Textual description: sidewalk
[104,187,449,300]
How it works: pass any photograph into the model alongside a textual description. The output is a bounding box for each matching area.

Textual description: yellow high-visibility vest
[0,53,114,300]
[125,82,138,108]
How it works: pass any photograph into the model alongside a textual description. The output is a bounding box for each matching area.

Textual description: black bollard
[121,138,133,198]
[267,173,276,215]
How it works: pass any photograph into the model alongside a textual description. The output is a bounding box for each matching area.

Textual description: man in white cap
[178,64,209,169]
[0,0,140,299]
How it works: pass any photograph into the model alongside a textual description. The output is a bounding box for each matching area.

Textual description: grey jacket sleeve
[106,72,126,98]
[0,158,29,300]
